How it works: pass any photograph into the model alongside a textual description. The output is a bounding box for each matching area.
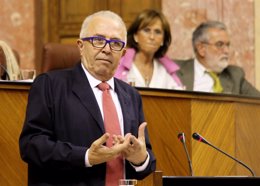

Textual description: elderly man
[19,11,156,186]
[176,20,260,97]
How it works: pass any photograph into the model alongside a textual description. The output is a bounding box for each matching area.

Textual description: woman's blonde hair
[0,40,21,80]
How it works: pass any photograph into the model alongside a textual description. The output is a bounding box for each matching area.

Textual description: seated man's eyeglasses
[81,36,125,51]
[202,41,230,50]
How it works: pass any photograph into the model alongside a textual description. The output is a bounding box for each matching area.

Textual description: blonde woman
[0,40,21,80]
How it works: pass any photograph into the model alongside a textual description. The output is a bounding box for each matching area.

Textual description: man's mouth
[97,58,112,64]
[220,56,229,61]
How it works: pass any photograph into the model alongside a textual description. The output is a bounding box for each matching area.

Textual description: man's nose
[101,42,111,52]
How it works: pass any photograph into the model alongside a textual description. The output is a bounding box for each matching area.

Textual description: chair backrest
[41,43,80,73]
[0,43,20,80]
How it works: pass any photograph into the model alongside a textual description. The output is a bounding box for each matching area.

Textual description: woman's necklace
[135,60,154,87]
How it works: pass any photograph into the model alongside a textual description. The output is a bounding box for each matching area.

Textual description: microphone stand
[178,133,193,176]
[207,142,255,177]
[182,139,193,176]
[192,132,255,177]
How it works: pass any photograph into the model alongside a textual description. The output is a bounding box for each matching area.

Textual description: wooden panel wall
[0,84,29,185]
[142,96,192,176]
[42,0,161,44]
[191,100,236,176]
[139,89,260,177]
[235,103,260,176]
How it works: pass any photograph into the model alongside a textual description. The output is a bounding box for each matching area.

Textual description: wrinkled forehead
[86,16,126,40]
[207,28,230,42]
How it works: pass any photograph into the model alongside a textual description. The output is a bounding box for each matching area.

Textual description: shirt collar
[81,63,115,90]
[194,58,207,77]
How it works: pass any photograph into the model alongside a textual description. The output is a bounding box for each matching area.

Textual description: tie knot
[98,82,110,91]
[207,71,218,79]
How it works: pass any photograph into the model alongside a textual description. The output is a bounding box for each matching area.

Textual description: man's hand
[122,122,148,165]
[88,133,130,165]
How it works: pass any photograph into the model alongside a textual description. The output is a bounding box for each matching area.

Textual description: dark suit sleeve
[19,74,87,169]
[115,79,156,180]
[239,71,260,97]
[224,66,260,97]
[136,95,156,180]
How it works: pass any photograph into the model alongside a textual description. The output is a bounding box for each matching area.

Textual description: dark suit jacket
[175,59,260,97]
[19,62,156,186]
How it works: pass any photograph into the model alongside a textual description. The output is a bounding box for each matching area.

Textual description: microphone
[192,132,255,177]
[0,63,10,80]
[178,132,193,176]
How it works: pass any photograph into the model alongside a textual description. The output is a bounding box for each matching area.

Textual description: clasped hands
[88,122,148,166]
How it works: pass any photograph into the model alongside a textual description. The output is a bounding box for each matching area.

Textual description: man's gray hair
[192,20,227,53]
[79,10,127,42]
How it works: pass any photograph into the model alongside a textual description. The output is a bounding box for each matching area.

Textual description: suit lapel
[114,80,132,135]
[176,59,195,91]
[71,64,105,132]
[219,70,233,94]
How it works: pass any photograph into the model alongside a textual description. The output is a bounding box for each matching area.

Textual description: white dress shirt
[80,64,149,172]
[193,59,214,92]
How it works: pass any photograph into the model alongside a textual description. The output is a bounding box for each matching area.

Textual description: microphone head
[192,132,209,144]
[177,132,185,143]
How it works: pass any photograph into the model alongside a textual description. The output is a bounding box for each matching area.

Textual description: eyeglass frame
[81,36,126,51]
[202,41,230,50]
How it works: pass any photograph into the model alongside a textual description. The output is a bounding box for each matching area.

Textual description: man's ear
[77,39,84,56]
[121,48,127,57]
[77,39,84,50]
[196,43,206,57]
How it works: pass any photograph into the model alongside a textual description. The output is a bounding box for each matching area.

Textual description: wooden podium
[1,82,260,185]
[0,82,29,185]
[138,87,260,177]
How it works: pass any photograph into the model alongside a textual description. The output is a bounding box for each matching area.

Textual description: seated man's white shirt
[193,59,214,92]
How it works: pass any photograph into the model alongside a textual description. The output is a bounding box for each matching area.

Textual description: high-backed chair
[0,40,20,80]
[41,43,80,73]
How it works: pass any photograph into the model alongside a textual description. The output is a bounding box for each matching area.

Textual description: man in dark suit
[176,21,260,97]
[19,11,156,186]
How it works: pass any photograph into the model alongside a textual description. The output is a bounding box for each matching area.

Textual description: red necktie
[98,82,124,186]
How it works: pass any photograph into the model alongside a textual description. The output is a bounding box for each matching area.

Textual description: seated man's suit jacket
[175,59,260,97]
[19,62,156,186]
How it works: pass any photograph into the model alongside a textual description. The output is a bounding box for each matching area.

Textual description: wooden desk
[139,88,260,177]
[0,82,30,185]
[1,83,260,185]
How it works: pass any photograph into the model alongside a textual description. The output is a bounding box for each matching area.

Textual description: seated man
[176,21,260,97]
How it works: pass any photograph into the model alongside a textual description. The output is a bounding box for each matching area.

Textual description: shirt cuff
[85,149,92,167]
[130,152,150,172]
